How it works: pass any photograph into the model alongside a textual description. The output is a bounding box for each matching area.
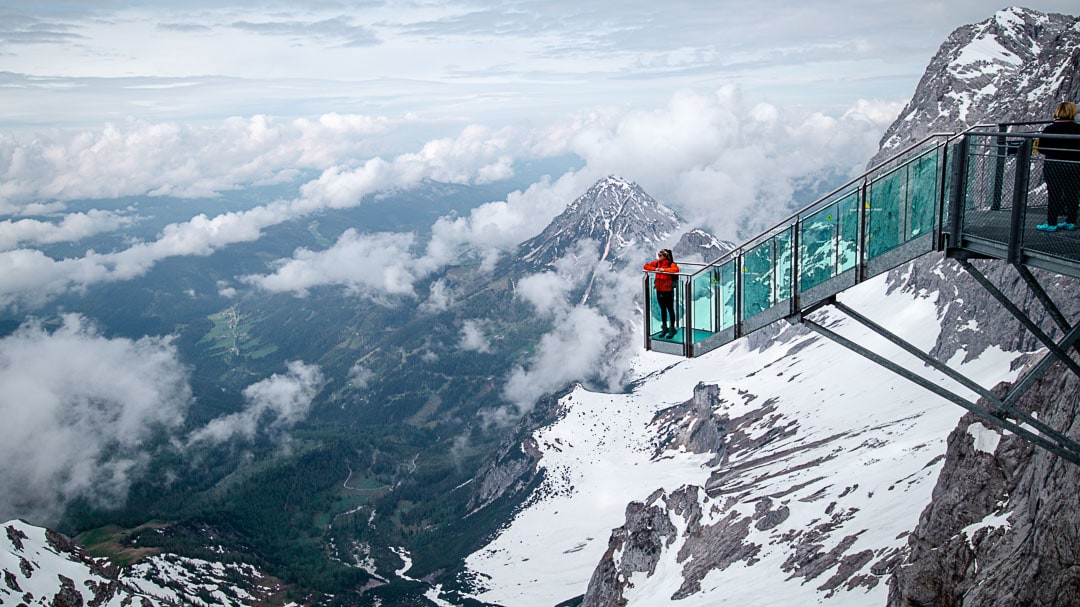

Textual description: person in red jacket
[644,249,680,338]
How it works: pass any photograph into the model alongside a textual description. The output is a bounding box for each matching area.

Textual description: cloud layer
[0,314,327,523]
[0,315,191,523]
[3,1,1072,127]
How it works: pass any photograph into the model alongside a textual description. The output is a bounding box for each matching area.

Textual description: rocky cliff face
[875,6,1079,163]
[887,361,1080,607]
[852,6,1080,605]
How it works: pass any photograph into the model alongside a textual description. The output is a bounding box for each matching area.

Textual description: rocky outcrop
[887,360,1080,606]
[875,7,1078,163]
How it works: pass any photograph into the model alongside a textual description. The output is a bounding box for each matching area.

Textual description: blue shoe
[1036,223,1058,232]
[1057,222,1076,231]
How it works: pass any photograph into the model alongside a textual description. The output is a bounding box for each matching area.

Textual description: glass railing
[645,133,955,357]
[645,127,1080,357]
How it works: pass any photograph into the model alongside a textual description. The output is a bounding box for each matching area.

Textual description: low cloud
[348,363,375,389]
[188,360,323,445]
[0,315,192,524]
[459,320,491,353]
[242,229,421,298]
[419,279,454,313]
[554,87,897,240]
[0,92,899,313]
[501,305,619,415]
[0,210,135,251]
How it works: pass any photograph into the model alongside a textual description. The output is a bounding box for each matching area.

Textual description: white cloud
[0,210,134,251]
[555,88,898,240]
[0,315,192,523]
[0,89,901,312]
[243,229,421,298]
[459,319,492,353]
[188,360,323,444]
[0,115,393,206]
[420,278,454,313]
[517,271,574,318]
[502,305,619,414]
[348,363,375,389]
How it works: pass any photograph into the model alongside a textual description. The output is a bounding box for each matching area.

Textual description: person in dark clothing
[1037,101,1080,232]
[644,249,680,338]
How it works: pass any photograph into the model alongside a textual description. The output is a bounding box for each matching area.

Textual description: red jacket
[644,258,679,291]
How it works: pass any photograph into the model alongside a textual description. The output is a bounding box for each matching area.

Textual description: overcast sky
[1,1,1076,130]
[2,2,1078,522]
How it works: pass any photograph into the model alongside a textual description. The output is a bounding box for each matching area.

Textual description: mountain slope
[458,271,1023,606]
[1,519,284,606]
[875,6,1078,161]
[461,6,1080,606]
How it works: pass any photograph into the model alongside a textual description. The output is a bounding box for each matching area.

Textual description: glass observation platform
[645,126,1080,358]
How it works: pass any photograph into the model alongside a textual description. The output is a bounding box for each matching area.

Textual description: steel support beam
[800,315,1080,467]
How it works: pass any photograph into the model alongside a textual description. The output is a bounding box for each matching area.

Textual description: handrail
[640,121,1080,467]
[693,128,986,272]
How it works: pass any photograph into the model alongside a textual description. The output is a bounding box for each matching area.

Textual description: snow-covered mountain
[518,175,681,269]
[875,6,1079,162]
[458,269,1026,606]
[458,6,1080,607]
[1,519,282,606]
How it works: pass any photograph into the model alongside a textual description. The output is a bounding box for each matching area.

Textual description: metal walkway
[643,124,1080,465]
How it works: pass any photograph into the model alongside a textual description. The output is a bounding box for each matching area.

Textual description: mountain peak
[518,176,681,268]
[873,6,1076,161]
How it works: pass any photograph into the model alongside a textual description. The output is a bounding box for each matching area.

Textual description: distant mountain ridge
[518,175,681,268]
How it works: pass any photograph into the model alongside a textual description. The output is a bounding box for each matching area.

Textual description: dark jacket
[644,258,680,291]
[1039,120,1080,162]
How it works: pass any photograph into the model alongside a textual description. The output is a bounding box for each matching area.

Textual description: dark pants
[656,289,675,327]
[1045,160,1080,224]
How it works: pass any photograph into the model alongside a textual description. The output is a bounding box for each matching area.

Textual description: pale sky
[1,1,1076,130]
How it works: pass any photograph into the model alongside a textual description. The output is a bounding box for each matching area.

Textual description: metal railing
[644,126,1080,358]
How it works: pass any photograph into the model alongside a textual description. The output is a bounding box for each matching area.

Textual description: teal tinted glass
[690,271,714,335]
[838,190,860,272]
[909,149,940,238]
[867,167,904,258]
[800,203,840,291]
[647,275,680,335]
[800,188,861,292]
[741,227,793,320]
[718,260,736,330]
[867,148,941,259]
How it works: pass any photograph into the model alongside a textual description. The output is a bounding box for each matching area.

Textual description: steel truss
[792,260,1080,466]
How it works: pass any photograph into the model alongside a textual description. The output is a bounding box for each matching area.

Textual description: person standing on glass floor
[644,248,680,338]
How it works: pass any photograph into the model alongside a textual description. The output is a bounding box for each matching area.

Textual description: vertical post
[946,135,970,252]
[792,217,801,314]
[734,251,744,340]
[934,140,948,251]
[992,124,1008,211]
[1007,137,1031,264]
[683,276,693,357]
[643,275,652,351]
[857,178,869,282]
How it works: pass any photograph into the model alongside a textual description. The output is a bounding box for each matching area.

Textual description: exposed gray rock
[887,361,1080,607]
[874,7,1079,164]
[581,489,680,607]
